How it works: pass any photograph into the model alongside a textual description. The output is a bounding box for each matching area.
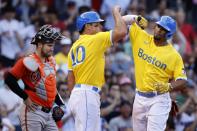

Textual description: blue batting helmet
[76,11,104,31]
[156,16,177,39]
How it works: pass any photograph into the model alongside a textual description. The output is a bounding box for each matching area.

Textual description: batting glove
[136,15,148,29]
[153,82,173,94]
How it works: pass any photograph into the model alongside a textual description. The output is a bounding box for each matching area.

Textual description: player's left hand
[153,82,173,94]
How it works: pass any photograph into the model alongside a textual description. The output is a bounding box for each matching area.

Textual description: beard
[154,33,166,41]
[154,35,161,41]
[41,49,53,58]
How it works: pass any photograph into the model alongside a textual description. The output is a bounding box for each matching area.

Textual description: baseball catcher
[5,24,65,131]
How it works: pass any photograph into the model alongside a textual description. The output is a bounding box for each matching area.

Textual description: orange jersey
[11,53,57,108]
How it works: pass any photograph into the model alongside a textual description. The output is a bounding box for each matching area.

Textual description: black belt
[41,107,51,113]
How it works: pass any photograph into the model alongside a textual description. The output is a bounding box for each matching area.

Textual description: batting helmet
[156,16,177,39]
[31,25,64,45]
[76,11,104,31]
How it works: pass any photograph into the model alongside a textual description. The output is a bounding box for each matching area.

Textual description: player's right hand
[113,5,121,13]
[153,82,173,94]
[136,15,148,29]
[24,97,37,112]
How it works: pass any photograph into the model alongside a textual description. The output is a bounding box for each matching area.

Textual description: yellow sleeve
[173,54,187,80]
[94,31,112,52]
[67,51,73,71]
[129,23,141,45]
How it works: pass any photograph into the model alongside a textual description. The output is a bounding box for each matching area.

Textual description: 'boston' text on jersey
[138,48,167,70]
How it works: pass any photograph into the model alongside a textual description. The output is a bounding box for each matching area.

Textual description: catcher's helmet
[31,25,64,45]
[156,16,176,39]
[76,11,104,31]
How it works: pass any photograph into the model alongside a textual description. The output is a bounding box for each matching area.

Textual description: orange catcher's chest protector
[23,53,57,108]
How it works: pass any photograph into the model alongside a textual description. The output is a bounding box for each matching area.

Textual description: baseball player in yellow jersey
[122,15,188,131]
[67,5,127,131]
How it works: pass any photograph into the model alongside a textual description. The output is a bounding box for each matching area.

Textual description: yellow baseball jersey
[129,23,187,92]
[68,31,112,88]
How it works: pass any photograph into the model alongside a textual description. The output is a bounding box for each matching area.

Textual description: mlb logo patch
[182,68,186,74]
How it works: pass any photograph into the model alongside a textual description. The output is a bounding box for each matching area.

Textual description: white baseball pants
[68,84,101,131]
[132,92,172,131]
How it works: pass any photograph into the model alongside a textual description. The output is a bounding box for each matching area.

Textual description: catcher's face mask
[31,25,65,45]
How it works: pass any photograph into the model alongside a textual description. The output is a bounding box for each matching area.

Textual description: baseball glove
[52,106,64,122]
[170,100,179,117]
[136,15,148,29]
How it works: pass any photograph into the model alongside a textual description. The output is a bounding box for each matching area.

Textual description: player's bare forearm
[67,71,75,92]
[112,5,127,43]
[171,79,187,91]
[154,79,187,94]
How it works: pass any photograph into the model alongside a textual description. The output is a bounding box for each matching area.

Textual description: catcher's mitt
[52,106,64,122]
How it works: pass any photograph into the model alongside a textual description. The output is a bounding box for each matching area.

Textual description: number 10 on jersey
[71,46,86,66]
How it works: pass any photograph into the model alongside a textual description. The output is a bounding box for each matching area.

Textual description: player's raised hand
[113,5,121,13]
[136,15,148,29]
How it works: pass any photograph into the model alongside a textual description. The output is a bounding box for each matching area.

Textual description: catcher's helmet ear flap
[76,11,104,31]
[31,25,65,45]
[156,16,177,39]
